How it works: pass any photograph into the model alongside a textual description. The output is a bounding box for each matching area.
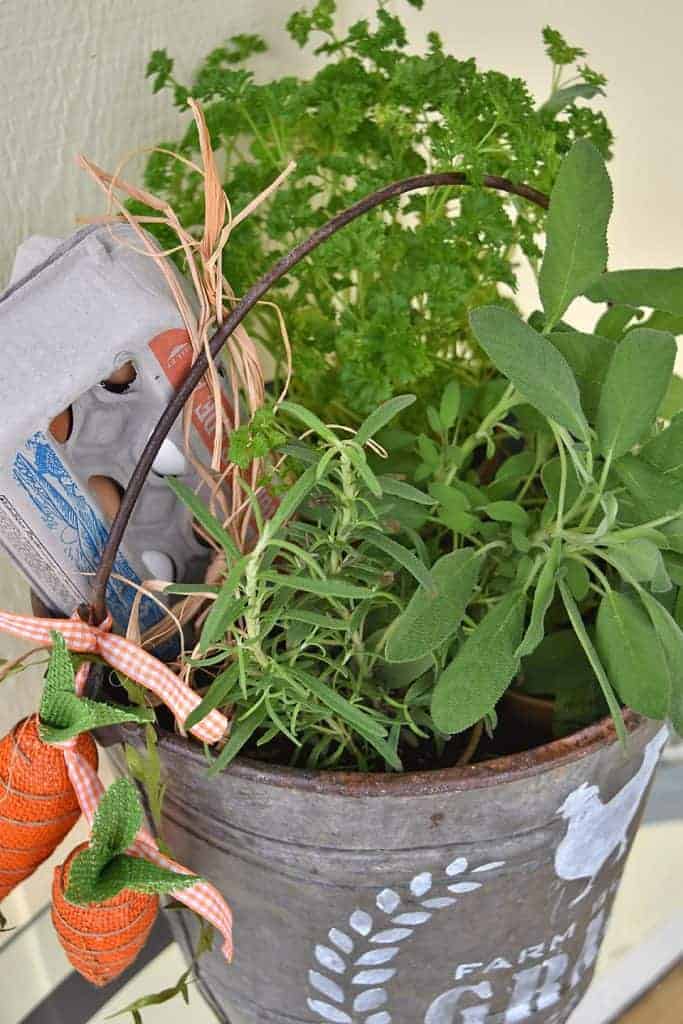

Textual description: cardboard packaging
[0,224,231,630]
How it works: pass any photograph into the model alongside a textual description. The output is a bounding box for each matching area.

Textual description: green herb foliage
[170,135,683,772]
[141,5,612,420]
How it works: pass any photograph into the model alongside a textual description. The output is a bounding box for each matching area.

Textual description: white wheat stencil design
[306,856,504,1024]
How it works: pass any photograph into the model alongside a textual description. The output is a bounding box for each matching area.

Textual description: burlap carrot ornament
[0,619,234,962]
[0,715,96,901]
[52,777,198,986]
[0,633,153,902]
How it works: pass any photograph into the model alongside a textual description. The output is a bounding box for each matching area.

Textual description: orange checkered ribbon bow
[0,609,233,960]
[0,610,228,743]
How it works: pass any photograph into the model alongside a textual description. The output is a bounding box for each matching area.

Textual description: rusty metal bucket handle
[88,170,549,623]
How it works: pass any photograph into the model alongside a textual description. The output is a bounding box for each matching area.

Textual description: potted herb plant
[3,4,682,1024]
[87,5,680,1022]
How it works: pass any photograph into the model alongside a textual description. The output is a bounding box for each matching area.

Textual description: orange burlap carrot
[0,715,97,900]
[0,633,233,967]
[52,778,198,986]
[0,633,153,904]
[52,842,159,986]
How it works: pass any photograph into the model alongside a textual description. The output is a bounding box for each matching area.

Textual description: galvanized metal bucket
[117,712,665,1024]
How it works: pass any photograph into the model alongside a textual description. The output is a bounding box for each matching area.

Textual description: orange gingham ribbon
[59,749,233,960]
[0,610,228,744]
[0,607,235,961]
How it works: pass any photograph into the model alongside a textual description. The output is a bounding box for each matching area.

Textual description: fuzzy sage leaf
[516,538,562,658]
[595,590,671,719]
[603,538,667,586]
[640,413,683,479]
[614,456,683,521]
[469,306,589,440]
[431,590,526,734]
[539,139,613,331]
[638,591,683,733]
[539,82,605,116]
[549,330,615,421]
[586,268,683,315]
[385,549,480,663]
[596,328,676,458]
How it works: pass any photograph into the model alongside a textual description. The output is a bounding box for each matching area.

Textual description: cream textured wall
[1,0,683,290]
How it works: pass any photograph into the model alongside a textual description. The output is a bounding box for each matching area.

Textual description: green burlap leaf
[39,632,154,744]
[93,777,143,860]
[65,779,199,905]
[67,854,199,904]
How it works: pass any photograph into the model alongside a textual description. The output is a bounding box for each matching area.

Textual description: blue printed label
[13,432,162,630]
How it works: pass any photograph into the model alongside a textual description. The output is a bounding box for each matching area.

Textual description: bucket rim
[32,593,654,796]
[146,708,651,797]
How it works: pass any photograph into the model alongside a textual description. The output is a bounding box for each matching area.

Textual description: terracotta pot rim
[149,708,648,797]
